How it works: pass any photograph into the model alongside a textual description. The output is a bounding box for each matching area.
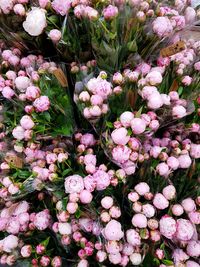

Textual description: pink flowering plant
[0,1,200,267]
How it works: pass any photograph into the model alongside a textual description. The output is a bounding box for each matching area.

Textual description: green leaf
[43,112,51,122]
[62,169,71,176]
[178,86,183,96]
[62,198,68,210]
[75,208,81,219]
[162,260,174,266]
[41,237,50,247]
[106,121,113,128]
[135,106,143,118]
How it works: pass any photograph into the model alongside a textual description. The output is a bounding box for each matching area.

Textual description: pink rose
[152,17,173,37]
[20,115,35,130]
[52,0,71,15]
[33,96,50,112]
[112,145,131,164]
[12,126,25,140]
[182,76,192,86]
[147,93,163,110]
[101,196,114,209]
[21,245,32,258]
[65,175,84,194]
[134,182,150,196]
[79,190,93,204]
[80,133,96,147]
[111,127,130,145]
[84,175,96,192]
[103,220,124,241]
[190,144,200,159]
[131,118,146,134]
[126,229,141,246]
[93,170,110,190]
[181,198,196,213]
[132,213,147,228]
[162,185,176,200]
[178,154,192,168]
[25,86,41,100]
[153,193,169,210]
[2,235,19,253]
[2,86,15,99]
[48,29,62,43]
[186,241,200,257]
[172,204,184,216]
[167,156,179,170]
[175,219,194,241]
[159,215,176,239]
[102,5,118,20]
[33,210,51,230]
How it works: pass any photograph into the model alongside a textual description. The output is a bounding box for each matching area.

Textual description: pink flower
[39,0,49,8]
[112,145,131,164]
[185,7,196,24]
[134,182,150,196]
[188,211,200,224]
[186,241,200,257]
[13,201,29,215]
[172,249,189,264]
[79,218,93,232]
[178,154,192,168]
[130,253,142,265]
[159,215,176,239]
[80,133,96,147]
[186,261,200,267]
[142,204,155,218]
[172,105,187,118]
[25,86,41,100]
[162,185,176,200]
[65,175,84,194]
[194,61,200,71]
[20,115,35,130]
[132,213,147,228]
[2,235,19,253]
[52,0,71,15]
[156,163,169,176]
[67,202,78,214]
[84,154,96,166]
[190,144,200,159]
[108,253,122,265]
[147,93,163,109]
[40,255,51,267]
[96,250,107,262]
[109,206,121,218]
[33,210,51,230]
[79,190,93,204]
[2,86,15,99]
[58,222,72,235]
[105,240,120,254]
[84,175,96,192]
[167,156,179,170]
[48,29,62,43]
[182,76,192,86]
[131,118,146,134]
[172,204,184,216]
[102,5,118,20]
[46,153,57,164]
[113,72,123,85]
[181,198,196,213]
[103,220,124,241]
[152,17,173,37]
[15,76,30,92]
[126,229,141,246]
[175,219,194,241]
[77,259,89,267]
[153,193,169,210]
[21,245,32,258]
[101,196,114,209]
[146,71,163,86]
[12,126,25,140]
[111,127,130,145]
[51,256,62,267]
[33,96,50,112]
[93,170,110,190]
[6,220,20,234]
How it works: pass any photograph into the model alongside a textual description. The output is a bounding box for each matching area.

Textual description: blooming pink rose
[103,220,124,241]
[175,219,194,241]
[20,115,35,130]
[159,215,176,239]
[33,96,50,112]
[111,127,130,145]
[25,86,41,100]
[190,144,200,159]
[186,241,200,257]
[102,5,118,20]
[48,29,62,43]
[65,175,84,194]
[84,175,96,192]
[172,249,189,264]
[178,154,192,168]
[12,126,25,140]
[152,17,173,37]
[131,118,146,134]
[112,145,131,164]
[84,154,96,166]
[2,235,19,253]
[93,170,110,190]
[153,193,169,210]
[172,105,187,118]
[132,213,147,228]
[33,210,51,230]
[52,0,71,15]
[126,229,141,246]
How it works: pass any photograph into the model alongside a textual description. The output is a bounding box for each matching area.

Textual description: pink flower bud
[132,213,147,228]
[172,204,184,216]
[101,196,114,209]
[153,193,169,210]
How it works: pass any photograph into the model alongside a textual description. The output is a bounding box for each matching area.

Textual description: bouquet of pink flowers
[0,1,200,267]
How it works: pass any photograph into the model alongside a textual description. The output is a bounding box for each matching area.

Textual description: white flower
[58,223,72,235]
[23,8,47,36]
